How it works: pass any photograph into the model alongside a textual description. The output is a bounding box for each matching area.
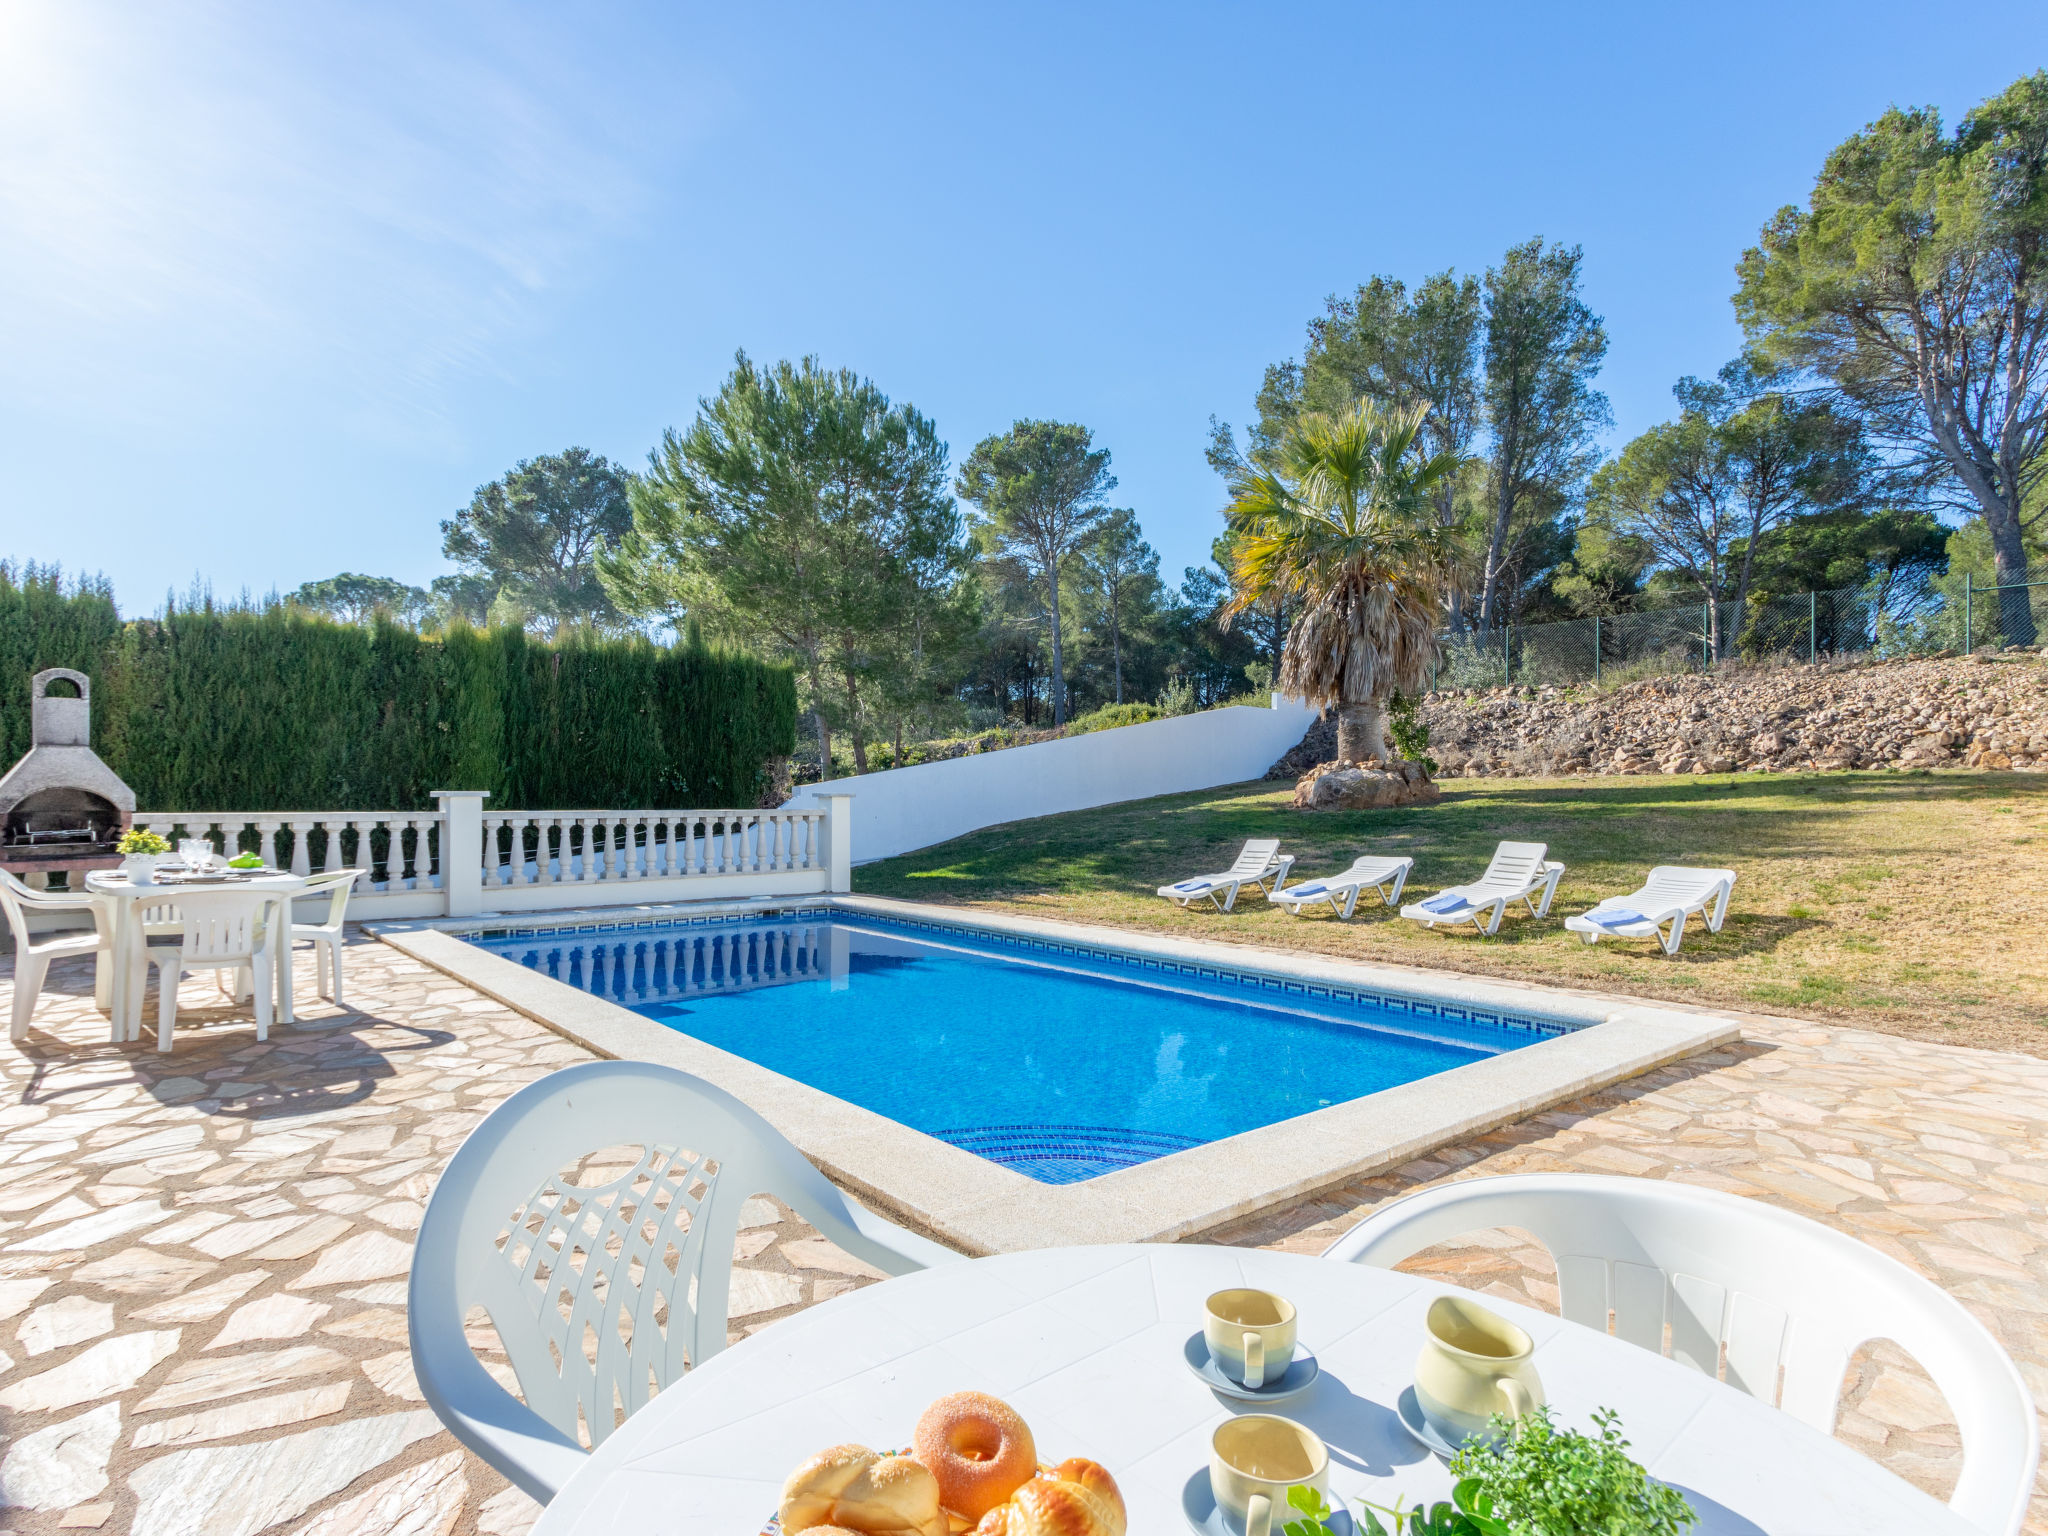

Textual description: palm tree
[1222,399,1462,765]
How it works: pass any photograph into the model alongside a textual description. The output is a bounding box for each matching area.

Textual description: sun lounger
[1268,854,1414,919]
[1397,841,1565,936]
[1564,866,1736,955]
[1156,839,1294,912]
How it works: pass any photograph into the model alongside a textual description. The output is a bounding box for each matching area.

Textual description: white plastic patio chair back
[2,870,113,1038]
[410,1060,962,1504]
[174,889,263,964]
[139,888,275,1051]
[290,868,363,1004]
[1323,1173,2038,1536]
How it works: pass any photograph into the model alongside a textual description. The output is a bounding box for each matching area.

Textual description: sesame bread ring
[912,1392,1038,1522]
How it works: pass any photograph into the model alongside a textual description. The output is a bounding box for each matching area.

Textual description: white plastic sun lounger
[1564,865,1737,955]
[1157,839,1294,912]
[1269,855,1414,919]
[1397,840,1565,936]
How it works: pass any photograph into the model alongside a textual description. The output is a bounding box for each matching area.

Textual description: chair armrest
[842,1200,966,1273]
[410,1315,589,1504]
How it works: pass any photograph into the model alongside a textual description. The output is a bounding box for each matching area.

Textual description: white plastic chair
[1322,1173,2039,1536]
[2,870,114,1040]
[1397,840,1564,935]
[409,1060,963,1504]
[1269,854,1414,919]
[1157,838,1295,912]
[289,868,363,1005]
[134,888,276,1052]
[1564,866,1737,955]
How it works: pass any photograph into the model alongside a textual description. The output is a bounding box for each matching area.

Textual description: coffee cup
[1414,1294,1545,1447]
[1204,1288,1297,1391]
[1210,1414,1328,1536]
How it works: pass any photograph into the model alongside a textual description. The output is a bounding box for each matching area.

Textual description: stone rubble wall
[1268,651,2048,780]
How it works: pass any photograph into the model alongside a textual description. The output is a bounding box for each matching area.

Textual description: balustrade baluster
[349,820,374,891]
[483,817,505,887]
[604,818,623,880]
[405,818,427,887]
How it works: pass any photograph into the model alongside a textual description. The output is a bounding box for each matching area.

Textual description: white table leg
[106,895,135,1044]
[93,894,115,1013]
[273,894,296,1025]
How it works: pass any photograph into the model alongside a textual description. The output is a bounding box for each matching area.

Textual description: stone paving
[1,932,2045,1535]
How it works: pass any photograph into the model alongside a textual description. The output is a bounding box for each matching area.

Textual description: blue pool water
[469,914,1561,1183]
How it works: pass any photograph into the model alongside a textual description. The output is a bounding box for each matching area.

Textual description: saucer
[1183,1467,1353,1536]
[1183,1331,1320,1402]
[1394,1385,1465,1460]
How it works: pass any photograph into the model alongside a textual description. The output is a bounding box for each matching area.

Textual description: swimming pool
[467,912,1569,1184]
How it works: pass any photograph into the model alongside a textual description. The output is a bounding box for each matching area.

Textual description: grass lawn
[854,771,2048,1056]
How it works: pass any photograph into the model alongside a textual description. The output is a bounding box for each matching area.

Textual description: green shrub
[1388,691,1438,776]
[1065,702,1164,735]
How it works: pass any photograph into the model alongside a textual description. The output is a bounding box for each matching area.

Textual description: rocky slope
[1268,651,2048,779]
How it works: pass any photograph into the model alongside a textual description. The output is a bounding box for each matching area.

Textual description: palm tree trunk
[1336,698,1390,763]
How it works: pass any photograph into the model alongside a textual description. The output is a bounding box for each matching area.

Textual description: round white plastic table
[529,1244,1974,1536]
[84,869,308,1043]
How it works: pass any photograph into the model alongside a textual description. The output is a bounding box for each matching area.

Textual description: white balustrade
[132,798,848,919]
[131,812,444,906]
[478,809,829,889]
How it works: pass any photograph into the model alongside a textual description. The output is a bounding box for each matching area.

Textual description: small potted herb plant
[1282,1405,1697,1536]
[117,827,171,884]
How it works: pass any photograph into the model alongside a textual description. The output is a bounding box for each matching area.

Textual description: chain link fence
[1428,572,2046,693]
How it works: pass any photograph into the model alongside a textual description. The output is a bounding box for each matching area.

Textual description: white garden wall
[787,697,1320,863]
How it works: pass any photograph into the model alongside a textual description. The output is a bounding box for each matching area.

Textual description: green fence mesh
[1427,576,2046,693]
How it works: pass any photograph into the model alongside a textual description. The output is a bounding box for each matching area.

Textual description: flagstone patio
[1,932,2044,1535]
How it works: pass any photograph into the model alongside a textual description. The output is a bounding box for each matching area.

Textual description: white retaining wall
[788,697,1320,863]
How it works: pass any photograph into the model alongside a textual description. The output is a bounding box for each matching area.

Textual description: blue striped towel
[1421,893,1469,914]
[1590,908,1649,928]
[1172,879,1211,893]
[1288,883,1327,898]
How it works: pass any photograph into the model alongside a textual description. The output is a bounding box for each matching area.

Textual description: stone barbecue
[0,667,135,878]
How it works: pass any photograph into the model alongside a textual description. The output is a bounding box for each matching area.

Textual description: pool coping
[369,896,1741,1254]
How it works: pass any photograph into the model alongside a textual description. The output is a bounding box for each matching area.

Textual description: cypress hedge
[0,568,796,811]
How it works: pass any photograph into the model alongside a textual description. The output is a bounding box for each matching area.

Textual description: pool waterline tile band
[372,894,1744,1255]
[461,901,1578,1039]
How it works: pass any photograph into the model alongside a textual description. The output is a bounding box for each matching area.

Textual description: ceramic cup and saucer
[1184,1288,1320,1403]
[1182,1414,1352,1536]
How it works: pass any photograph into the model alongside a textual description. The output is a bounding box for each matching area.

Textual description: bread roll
[780,1443,947,1536]
[971,1459,1125,1536]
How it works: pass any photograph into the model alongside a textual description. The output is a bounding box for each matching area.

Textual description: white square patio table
[529,1243,1976,1536]
[83,868,310,1043]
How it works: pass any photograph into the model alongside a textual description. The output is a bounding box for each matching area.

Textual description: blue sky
[4,2,2043,615]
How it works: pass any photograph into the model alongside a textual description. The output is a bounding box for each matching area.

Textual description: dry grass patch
[854,770,2048,1055]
